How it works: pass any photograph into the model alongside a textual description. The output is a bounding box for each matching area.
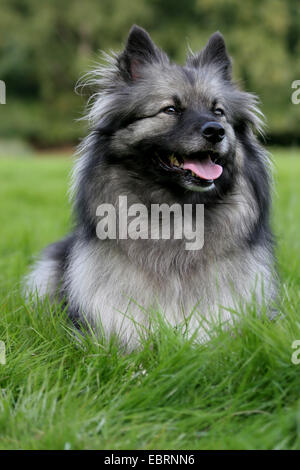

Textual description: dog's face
[90,26,262,203]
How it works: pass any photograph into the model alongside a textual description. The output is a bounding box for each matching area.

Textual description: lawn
[0,149,299,450]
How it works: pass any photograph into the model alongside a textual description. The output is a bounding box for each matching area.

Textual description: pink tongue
[183,157,223,180]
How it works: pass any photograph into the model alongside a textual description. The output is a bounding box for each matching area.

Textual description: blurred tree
[0,0,299,146]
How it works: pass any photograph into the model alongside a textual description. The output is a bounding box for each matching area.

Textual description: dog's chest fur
[62,180,274,348]
[64,236,273,348]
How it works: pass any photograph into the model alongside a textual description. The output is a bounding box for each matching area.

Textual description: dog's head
[82,25,264,203]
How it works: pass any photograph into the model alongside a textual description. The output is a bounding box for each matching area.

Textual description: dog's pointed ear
[187,32,232,80]
[118,25,159,81]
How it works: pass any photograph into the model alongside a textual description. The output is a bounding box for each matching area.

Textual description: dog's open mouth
[160,151,223,189]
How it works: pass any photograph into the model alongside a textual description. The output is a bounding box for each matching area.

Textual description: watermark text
[96,196,205,250]
[0,80,6,104]
[0,341,5,365]
[291,80,300,104]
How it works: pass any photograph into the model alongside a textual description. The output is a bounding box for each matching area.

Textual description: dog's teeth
[169,154,181,167]
[191,171,197,177]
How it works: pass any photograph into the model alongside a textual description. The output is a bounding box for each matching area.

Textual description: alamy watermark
[0,80,6,104]
[291,80,300,104]
[291,340,300,365]
[96,196,205,250]
[0,341,5,365]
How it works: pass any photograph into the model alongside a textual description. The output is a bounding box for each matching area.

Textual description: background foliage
[0,0,300,147]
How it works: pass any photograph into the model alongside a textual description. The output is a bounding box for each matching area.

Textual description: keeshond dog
[25,25,277,349]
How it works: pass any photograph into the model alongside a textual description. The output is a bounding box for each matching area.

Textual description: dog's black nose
[201,122,225,143]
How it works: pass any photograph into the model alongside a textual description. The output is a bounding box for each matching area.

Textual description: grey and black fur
[25,26,277,349]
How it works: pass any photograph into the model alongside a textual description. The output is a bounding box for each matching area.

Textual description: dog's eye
[162,106,179,115]
[214,108,225,117]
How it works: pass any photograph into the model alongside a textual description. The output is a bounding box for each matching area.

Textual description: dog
[25,25,277,350]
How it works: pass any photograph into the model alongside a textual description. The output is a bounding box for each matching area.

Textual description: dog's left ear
[119,25,160,81]
[187,32,232,81]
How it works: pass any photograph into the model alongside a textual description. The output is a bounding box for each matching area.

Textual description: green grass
[0,149,300,450]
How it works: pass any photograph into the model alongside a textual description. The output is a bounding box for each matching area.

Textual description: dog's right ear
[118,25,160,81]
